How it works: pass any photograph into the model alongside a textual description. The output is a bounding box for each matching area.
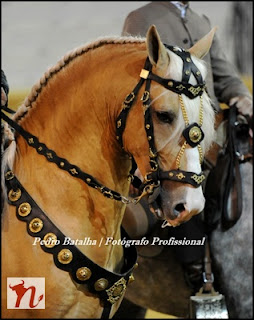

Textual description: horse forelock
[160,49,214,149]
[12,35,146,124]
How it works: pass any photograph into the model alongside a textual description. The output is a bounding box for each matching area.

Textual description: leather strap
[5,169,137,318]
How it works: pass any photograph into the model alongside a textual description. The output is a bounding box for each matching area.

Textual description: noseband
[116,45,207,202]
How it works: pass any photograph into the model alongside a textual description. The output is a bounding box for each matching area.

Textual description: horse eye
[156,111,175,124]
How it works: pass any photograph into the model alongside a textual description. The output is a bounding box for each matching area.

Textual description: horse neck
[10,42,146,270]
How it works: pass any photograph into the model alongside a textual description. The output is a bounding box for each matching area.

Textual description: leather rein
[2,45,207,318]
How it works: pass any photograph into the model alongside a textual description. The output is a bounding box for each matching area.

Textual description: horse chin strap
[116,45,207,204]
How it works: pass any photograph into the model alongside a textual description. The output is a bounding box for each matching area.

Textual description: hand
[229,95,253,117]
[1,87,8,107]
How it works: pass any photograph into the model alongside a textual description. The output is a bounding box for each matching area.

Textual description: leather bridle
[116,45,207,206]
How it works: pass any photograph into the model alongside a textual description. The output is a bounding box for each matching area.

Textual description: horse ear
[188,27,218,59]
[146,25,170,69]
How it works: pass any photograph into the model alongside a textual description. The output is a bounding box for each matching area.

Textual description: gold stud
[57,249,73,264]
[38,146,43,151]
[76,267,92,281]
[5,171,14,180]
[168,81,173,87]
[186,57,191,62]
[18,202,31,217]
[86,178,91,183]
[43,233,58,248]
[148,136,152,141]
[189,126,201,143]
[140,69,149,79]
[116,136,119,140]
[117,120,122,128]
[94,278,109,291]
[60,162,64,167]
[28,138,34,144]
[196,71,201,75]
[169,172,174,177]
[185,70,190,75]
[128,274,135,284]
[70,168,78,175]
[29,218,43,233]
[8,188,21,202]
[146,124,150,129]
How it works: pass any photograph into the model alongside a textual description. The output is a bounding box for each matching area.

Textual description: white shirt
[171,1,189,18]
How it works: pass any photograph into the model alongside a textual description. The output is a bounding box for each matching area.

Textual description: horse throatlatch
[116,45,207,215]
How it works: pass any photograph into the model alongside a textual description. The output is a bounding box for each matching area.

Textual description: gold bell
[29,218,43,233]
[128,274,135,284]
[18,202,32,217]
[8,188,21,202]
[76,267,92,281]
[57,249,73,264]
[43,233,58,248]
[94,278,109,291]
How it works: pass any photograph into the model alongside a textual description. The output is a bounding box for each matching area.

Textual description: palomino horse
[116,112,253,319]
[1,25,216,318]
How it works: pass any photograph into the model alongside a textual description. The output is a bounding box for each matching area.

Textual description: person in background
[1,70,9,108]
[121,1,253,291]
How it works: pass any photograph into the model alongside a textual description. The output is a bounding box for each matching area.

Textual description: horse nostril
[173,203,186,217]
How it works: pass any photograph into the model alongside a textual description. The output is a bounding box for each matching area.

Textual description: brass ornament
[176,172,186,180]
[169,172,174,177]
[140,69,149,79]
[18,202,32,217]
[94,278,109,291]
[188,86,202,96]
[43,233,58,248]
[106,277,127,304]
[168,81,173,87]
[57,249,73,264]
[5,170,14,180]
[189,126,202,143]
[186,57,191,62]
[128,274,135,284]
[70,168,78,175]
[29,218,43,233]
[191,174,206,185]
[8,188,22,202]
[76,267,92,281]
[28,138,34,144]
[60,162,65,167]
[176,84,186,91]
[117,119,122,128]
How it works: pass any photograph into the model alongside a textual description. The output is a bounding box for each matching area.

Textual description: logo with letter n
[7,277,45,309]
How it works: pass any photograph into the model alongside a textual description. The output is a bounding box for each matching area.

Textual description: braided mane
[13,36,145,123]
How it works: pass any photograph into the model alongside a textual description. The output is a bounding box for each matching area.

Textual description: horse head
[122,25,217,227]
